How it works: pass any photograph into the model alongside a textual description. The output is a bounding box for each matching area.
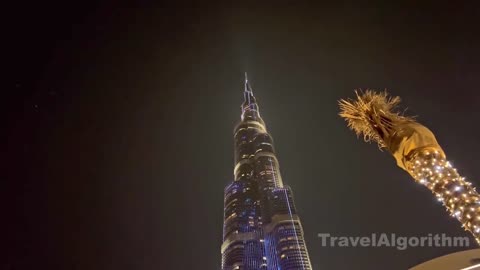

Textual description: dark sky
[4,2,480,269]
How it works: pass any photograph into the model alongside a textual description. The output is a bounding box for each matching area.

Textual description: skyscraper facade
[221,75,312,270]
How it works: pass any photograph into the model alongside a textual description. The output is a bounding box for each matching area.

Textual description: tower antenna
[244,72,252,93]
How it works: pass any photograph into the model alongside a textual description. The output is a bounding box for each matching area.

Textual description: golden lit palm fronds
[339,90,414,148]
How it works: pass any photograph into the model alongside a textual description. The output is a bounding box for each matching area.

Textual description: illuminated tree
[339,90,480,244]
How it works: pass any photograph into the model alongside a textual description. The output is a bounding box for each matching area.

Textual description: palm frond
[339,90,414,148]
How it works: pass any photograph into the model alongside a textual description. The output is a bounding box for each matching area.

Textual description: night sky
[5,2,480,269]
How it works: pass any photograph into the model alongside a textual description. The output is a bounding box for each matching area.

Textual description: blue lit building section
[221,74,312,270]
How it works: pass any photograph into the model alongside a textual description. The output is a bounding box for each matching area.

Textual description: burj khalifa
[221,74,312,270]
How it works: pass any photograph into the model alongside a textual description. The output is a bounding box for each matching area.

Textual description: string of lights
[407,149,480,244]
[339,90,480,244]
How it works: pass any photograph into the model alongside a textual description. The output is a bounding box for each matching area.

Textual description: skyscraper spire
[241,73,260,121]
[244,72,253,93]
[245,72,248,91]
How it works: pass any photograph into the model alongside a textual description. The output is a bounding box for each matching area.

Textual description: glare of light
[460,263,480,270]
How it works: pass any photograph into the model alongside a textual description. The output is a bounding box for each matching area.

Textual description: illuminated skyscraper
[221,74,312,270]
